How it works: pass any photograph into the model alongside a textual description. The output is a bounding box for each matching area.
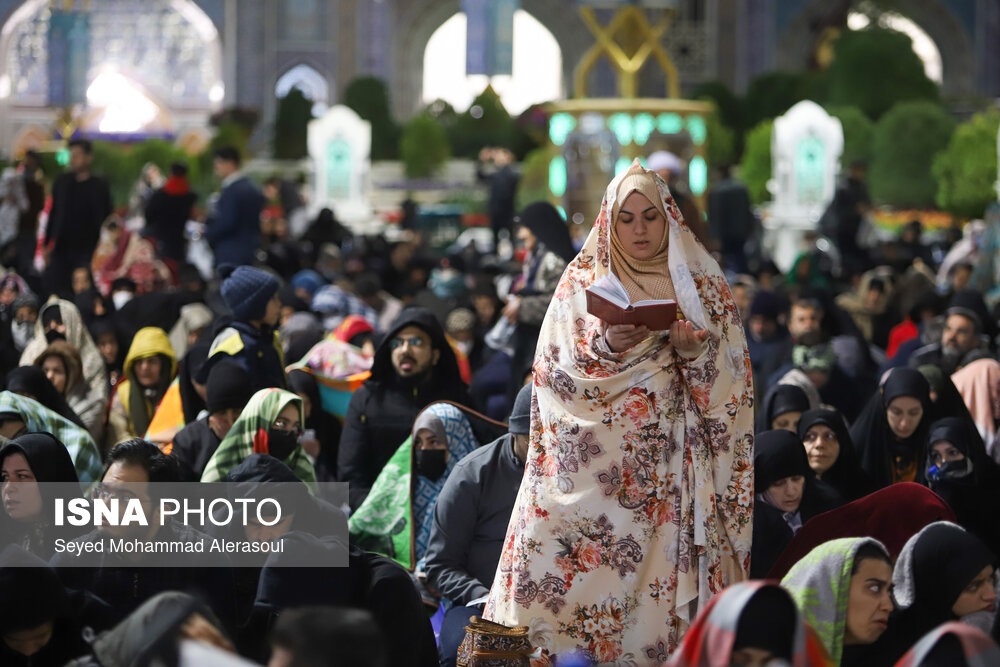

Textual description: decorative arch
[392,0,587,116]
[0,0,224,109]
[775,0,974,97]
[275,62,331,116]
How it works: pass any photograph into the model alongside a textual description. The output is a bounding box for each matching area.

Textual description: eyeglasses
[272,417,303,434]
[804,431,838,444]
[93,483,149,505]
[389,336,427,351]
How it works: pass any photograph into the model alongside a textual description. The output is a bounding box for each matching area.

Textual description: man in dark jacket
[338,307,470,510]
[708,164,755,272]
[44,139,113,297]
[50,440,235,627]
[198,265,286,391]
[172,359,253,478]
[144,162,197,264]
[427,383,531,667]
[909,289,995,376]
[204,147,264,269]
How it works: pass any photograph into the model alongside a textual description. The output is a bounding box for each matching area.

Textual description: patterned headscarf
[200,388,315,490]
[349,402,479,570]
[667,581,833,666]
[895,621,1000,667]
[782,537,890,664]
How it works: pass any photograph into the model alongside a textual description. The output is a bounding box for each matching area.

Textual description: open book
[585,273,677,330]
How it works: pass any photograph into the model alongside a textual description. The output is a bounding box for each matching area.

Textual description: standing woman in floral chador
[484,160,754,663]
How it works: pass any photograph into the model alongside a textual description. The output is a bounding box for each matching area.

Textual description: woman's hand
[670,320,708,356]
[605,324,649,353]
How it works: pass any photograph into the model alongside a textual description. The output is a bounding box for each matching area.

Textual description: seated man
[171,360,252,478]
[426,383,531,667]
[910,289,994,375]
[338,307,470,510]
[51,439,235,626]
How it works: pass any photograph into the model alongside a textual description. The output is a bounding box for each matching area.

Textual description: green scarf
[200,388,316,491]
[781,537,888,664]
[348,435,415,569]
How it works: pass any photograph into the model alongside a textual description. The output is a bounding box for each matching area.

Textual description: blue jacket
[205,176,265,267]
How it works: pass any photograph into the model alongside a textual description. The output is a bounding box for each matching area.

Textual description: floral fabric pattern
[484,161,754,664]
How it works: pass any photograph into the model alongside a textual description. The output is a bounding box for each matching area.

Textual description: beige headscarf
[609,166,677,303]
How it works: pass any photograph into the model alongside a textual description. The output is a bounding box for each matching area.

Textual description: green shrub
[933,109,1000,218]
[740,120,773,204]
[825,28,939,119]
[515,147,556,210]
[399,113,450,178]
[705,108,737,169]
[344,76,399,160]
[870,100,954,208]
[826,105,874,167]
[448,85,516,158]
[273,87,313,160]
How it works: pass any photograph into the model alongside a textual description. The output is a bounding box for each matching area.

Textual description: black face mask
[267,428,299,461]
[415,448,448,482]
[45,329,66,343]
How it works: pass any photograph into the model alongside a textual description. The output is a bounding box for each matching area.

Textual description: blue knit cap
[220,265,280,322]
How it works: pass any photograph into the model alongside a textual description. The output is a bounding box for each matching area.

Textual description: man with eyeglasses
[339,307,470,510]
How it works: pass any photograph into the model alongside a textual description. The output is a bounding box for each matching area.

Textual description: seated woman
[952,358,1000,457]
[0,433,85,559]
[5,366,85,430]
[751,430,838,578]
[782,537,894,666]
[871,522,997,665]
[896,621,1000,667]
[668,581,833,666]
[348,402,489,574]
[288,369,342,484]
[759,383,812,433]
[33,340,105,441]
[798,409,871,503]
[851,367,932,486]
[924,417,1000,556]
[200,388,315,489]
[107,327,177,447]
[0,391,102,483]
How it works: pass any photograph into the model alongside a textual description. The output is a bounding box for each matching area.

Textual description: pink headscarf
[951,358,1000,460]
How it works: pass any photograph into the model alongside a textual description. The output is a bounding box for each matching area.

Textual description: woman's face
[415,428,447,453]
[887,396,924,439]
[41,356,67,394]
[730,647,777,666]
[764,475,804,513]
[272,404,302,434]
[515,225,537,253]
[803,425,840,475]
[952,566,996,617]
[930,440,965,468]
[843,558,893,646]
[771,411,801,433]
[615,193,665,260]
[1,453,43,522]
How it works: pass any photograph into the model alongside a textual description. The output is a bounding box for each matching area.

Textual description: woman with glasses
[798,408,872,504]
[200,388,315,489]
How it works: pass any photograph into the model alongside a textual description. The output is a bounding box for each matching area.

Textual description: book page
[633,298,677,307]
[587,273,631,308]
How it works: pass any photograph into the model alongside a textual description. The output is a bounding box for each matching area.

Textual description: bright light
[0,75,10,99]
[423,10,562,114]
[209,82,224,103]
[87,71,159,133]
[847,11,942,84]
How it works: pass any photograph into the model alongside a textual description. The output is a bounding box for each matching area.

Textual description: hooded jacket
[338,307,470,509]
[20,298,108,405]
[32,340,106,441]
[107,326,176,445]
